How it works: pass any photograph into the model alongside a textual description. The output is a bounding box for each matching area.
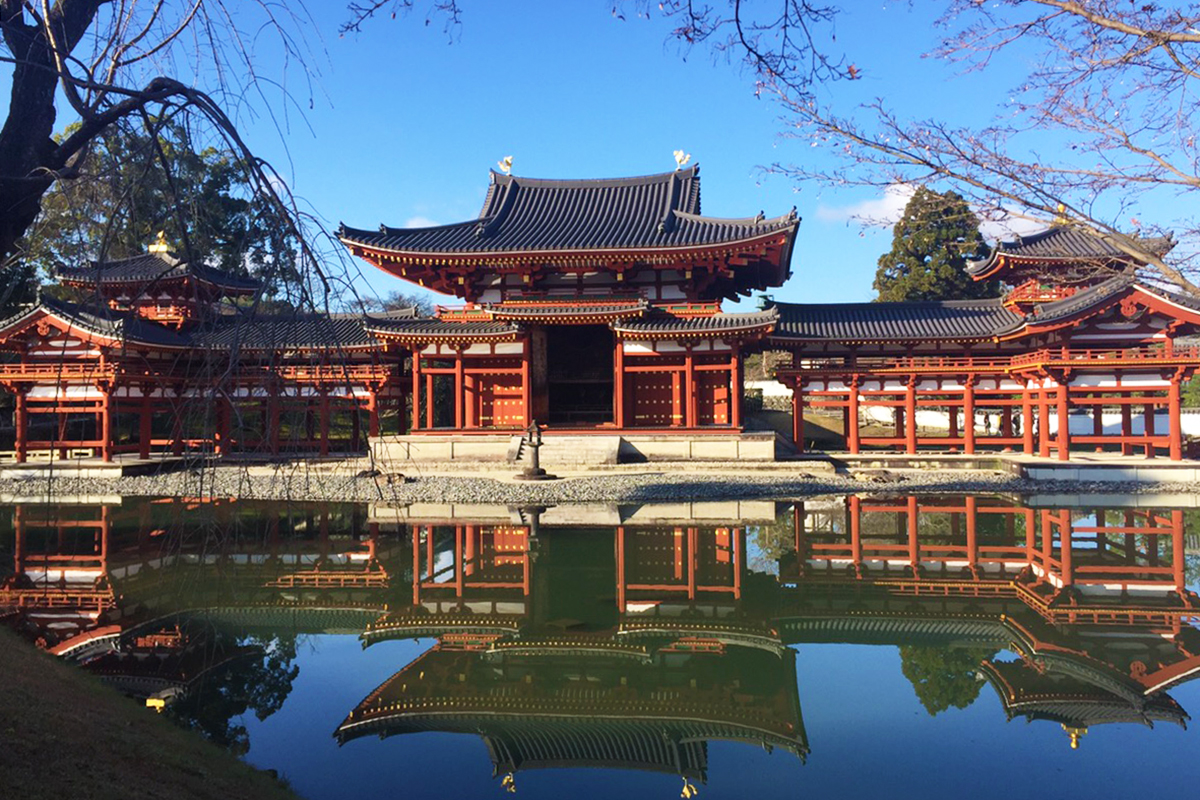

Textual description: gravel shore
[1,461,1197,504]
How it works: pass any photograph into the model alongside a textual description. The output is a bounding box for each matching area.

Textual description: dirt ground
[0,627,298,800]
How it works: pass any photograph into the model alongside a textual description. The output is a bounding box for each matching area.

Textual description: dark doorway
[546,325,614,425]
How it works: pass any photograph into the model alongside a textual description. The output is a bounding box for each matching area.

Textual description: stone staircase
[508,435,622,467]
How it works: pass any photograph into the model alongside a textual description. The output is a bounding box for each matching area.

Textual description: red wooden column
[99,386,112,462]
[1092,400,1104,452]
[1144,392,1157,458]
[411,349,422,432]
[683,347,696,428]
[671,370,683,428]
[367,388,380,437]
[464,372,477,428]
[520,337,532,426]
[730,351,743,429]
[268,396,281,456]
[1021,387,1035,455]
[1038,387,1051,458]
[613,337,626,428]
[792,380,805,453]
[1120,395,1133,455]
[1169,376,1183,460]
[453,348,465,430]
[424,372,435,430]
[14,387,27,462]
[1056,382,1070,461]
[319,391,330,457]
[963,378,976,455]
[948,404,959,450]
[214,396,229,456]
[847,379,861,454]
[138,395,152,459]
[905,379,918,454]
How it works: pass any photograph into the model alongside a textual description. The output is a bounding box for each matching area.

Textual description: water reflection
[2,495,1198,793]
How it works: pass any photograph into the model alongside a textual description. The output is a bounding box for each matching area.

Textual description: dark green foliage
[874,187,998,302]
[899,645,995,716]
[21,117,296,299]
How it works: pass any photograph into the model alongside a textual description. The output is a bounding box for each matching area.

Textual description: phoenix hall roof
[338,165,799,299]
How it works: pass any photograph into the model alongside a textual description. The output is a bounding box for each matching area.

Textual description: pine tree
[873,187,998,302]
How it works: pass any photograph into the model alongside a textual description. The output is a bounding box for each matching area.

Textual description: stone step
[509,435,622,466]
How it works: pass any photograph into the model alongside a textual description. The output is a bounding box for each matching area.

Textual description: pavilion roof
[338,166,799,299]
[770,298,1020,343]
[362,316,520,342]
[56,252,261,294]
[197,309,414,351]
[0,296,194,349]
[613,308,778,339]
[967,225,1176,279]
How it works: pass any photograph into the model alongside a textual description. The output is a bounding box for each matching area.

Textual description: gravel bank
[1,462,1197,504]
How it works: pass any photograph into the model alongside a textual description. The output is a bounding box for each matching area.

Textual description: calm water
[3,495,1199,798]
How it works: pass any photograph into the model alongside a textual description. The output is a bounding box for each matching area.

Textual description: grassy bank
[0,626,300,800]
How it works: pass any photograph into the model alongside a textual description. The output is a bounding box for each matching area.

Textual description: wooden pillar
[792,381,805,453]
[684,347,696,428]
[613,337,626,429]
[453,348,465,430]
[1037,388,1051,458]
[963,378,976,455]
[1057,382,1070,461]
[520,337,532,426]
[905,379,917,454]
[214,397,229,456]
[1144,392,1157,458]
[671,369,683,428]
[730,351,743,429]
[1169,376,1183,461]
[367,389,380,437]
[319,392,330,457]
[411,349,422,432]
[1120,395,1133,455]
[351,399,361,449]
[138,396,152,459]
[424,373,435,430]
[464,373,477,429]
[1022,388,1035,455]
[1093,401,1104,453]
[99,386,112,462]
[1001,405,1012,449]
[268,396,280,456]
[847,380,861,454]
[948,404,959,449]
[14,388,27,463]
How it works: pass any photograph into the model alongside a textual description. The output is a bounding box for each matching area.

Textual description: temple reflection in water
[1,494,1198,787]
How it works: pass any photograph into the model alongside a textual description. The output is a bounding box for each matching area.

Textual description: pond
[3,494,1199,799]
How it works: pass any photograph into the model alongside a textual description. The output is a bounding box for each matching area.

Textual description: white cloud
[403,215,439,228]
[815,184,916,226]
[978,213,1050,243]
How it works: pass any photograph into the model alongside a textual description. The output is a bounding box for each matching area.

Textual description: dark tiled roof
[614,308,778,336]
[968,226,1175,276]
[771,298,1020,342]
[339,166,798,255]
[488,297,649,320]
[197,313,380,351]
[363,317,520,339]
[0,296,193,348]
[56,252,260,292]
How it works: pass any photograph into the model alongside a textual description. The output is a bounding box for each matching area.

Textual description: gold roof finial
[497,155,513,175]
[1061,723,1087,749]
[674,150,692,170]
[148,230,170,254]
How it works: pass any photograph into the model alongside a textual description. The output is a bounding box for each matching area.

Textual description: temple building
[772,227,1200,460]
[340,166,797,460]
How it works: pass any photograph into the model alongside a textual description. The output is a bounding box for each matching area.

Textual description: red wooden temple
[773,227,1200,459]
[339,165,795,436]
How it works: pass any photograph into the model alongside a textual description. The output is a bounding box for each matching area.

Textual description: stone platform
[0,454,187,480]
[371,431,781,467]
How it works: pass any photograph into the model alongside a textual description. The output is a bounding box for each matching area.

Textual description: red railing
[1003,280,1077,307]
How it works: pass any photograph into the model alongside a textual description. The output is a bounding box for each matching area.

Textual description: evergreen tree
[873,187,998,302]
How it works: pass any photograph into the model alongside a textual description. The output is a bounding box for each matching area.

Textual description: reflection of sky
[237,635,1200,800]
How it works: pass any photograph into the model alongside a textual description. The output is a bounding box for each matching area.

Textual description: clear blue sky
[4,2,1068,307]
[228,1,1033,309]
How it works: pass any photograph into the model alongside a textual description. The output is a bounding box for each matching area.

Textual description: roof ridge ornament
[147,230,170,254]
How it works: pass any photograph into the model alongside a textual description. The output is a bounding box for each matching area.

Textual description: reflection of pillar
[733,527,743,599]
[412,527,422,606]
[907,495,919,571]
[849,495,862,566]
[454,525,464,598]
[1059,509,1073,587]
[965,496,978,569]
[793,502,807,577]
[616,526,626,612]
[1172,510,1185,591]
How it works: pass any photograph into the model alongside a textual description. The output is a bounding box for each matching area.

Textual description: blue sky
[222,1,1041,309]
[4,2,1068,307]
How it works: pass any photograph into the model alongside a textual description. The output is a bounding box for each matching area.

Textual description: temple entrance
[546,325,614,426]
